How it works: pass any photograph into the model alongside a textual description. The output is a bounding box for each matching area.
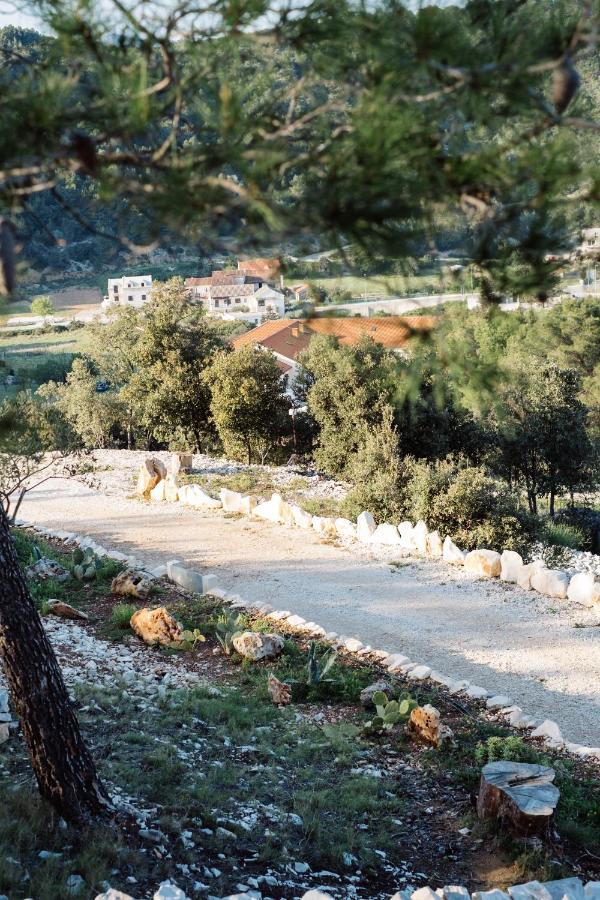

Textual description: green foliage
[71,547,103,581]
[110,603,137,630]
[363,691,416,736]
[30,295,54,317]
[215,611,245,656]
[543,521,585,550]
[299,335,398,477]
[555,507,600,554]
[404,457,535,552]
[171,628,206,651]
[474,735,535,765]
[205,345,290,464]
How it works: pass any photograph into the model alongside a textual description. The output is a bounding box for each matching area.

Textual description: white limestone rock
[530,569,569,600]
[413,520,428,554]
[517,560,546,591]
[501,550,524,583]
[335,517,357,539]
[407,664,432,680]
[291,505,313,529]
[427,529,443,557]
[219,488,244,513]
[153,882,190,900]
[345,637,364,652]
[149,480,166,502]
[567,572,598,607]
[232,631,284,661]
[356,511,377,542]
[371,523,403,545]
[465,684,490,700]
[443,536,466,564]
[464,549,501,578]
[312,515,336,535]
[486,694,513,710]
[239,494,258,516]
[398,521,415,548]
[178,484,221,509]
[531,719,564,746]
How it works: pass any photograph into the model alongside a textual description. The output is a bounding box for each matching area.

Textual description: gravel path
[20,473,600,746]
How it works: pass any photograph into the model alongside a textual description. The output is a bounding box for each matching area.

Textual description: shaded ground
[1,529,598,900]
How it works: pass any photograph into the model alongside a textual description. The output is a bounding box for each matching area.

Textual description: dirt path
[20,477,600,746]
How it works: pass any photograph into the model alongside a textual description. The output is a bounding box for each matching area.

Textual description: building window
[128,295,133,301]
[141,294,146,301]
[214,299,220,307]
[258,299,265,308]
[235,298,240,304]
[113,285,118,294]
[141,281,145,286]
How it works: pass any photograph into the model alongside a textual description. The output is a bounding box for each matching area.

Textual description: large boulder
[220,488,244,513]
[178,484,221,509]
[398,521,415,549]
[47,599,88,621]
[370,523,402,545]
[530,568,569,600]
[335,517,357,540]
[464,549,502,578]
[254,493,286,523]
[566,572,599,607]
[111,569,152,600]
[413,520,428,554]
[501,550,524,583]
[137,457,167,497]
[232,631,284,661]
[164,477,179,503]
[26,557,71,582]
[130,607,183,646]
[150,480,166,502]
[356,511,377,542]
[239,495,258,516]
[408,704,453,748]
[427,530,443,557]
[291,505,313,529]
[443,536,466,564]
[173,452,193,474]
[516,559,546,591]
[312,516,336,535]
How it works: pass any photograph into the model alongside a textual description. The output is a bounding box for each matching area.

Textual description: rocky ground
[1,529,599,900]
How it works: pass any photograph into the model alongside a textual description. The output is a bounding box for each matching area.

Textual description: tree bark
[477,760,559,836]
[0,508,111,822]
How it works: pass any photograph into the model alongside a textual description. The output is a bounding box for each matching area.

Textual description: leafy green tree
[299,334,398,477]
[495,364,595,515]
[205,346,289,464]
[121,279,224,451]
[38,358,123,449]
[30,294,54,317]
[0,390,76,521]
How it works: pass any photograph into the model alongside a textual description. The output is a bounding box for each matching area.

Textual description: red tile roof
[232,316,435,361]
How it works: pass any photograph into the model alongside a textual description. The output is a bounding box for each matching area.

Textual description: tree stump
[477,761,559,836]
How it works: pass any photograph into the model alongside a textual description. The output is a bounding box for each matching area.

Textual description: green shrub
[342,409,408,521]
[543,521,585,550]
[554,507,600,553]
[111,603,137,630]
[404,457,535,552]
[474,735,535,765]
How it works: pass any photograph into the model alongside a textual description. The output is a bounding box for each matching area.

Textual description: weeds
[111,602,137,630]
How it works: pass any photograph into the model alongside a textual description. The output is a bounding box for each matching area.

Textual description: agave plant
[306,641,337,686]
[169,628,206,651]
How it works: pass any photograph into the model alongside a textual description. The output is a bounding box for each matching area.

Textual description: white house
[185,272,285,323]
[104,275,152,308]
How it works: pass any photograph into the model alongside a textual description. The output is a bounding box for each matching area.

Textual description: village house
[231,315,435,393]
[103,275,152,308]
[185,259,285,323]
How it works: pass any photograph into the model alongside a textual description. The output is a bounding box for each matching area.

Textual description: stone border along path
[9,524,600,900]
[15,481,600,759]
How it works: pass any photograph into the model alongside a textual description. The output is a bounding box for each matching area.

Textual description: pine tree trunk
[0,508,111,822]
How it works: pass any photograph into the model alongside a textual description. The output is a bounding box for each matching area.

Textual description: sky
[0,0,463,32]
